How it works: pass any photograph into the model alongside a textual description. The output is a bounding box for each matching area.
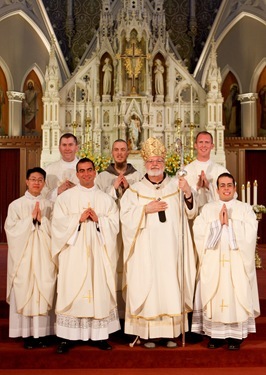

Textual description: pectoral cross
[117,38,149,95]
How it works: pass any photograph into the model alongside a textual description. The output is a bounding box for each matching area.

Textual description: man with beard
[120,137,197,348]
[95,139,142,318]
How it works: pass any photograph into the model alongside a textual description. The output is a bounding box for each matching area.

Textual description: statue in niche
[0,85,5,131]
[154,59,164,96]
[102,57,112,95]
[224,83,241,136]
[127,114,141,151]
[23,80,38,134]
[259,85,266,130]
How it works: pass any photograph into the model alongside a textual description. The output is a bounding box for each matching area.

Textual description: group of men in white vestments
[5,131,260,353]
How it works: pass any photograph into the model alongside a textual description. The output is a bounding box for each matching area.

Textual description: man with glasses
[52,158,120,353]
[192,173,260,350]
[120,137,197,349]
[5,167,56,349]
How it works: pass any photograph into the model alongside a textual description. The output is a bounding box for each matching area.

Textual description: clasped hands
[113,174,129,190]
[79,208,98,223]
[32,202,41,223]
[196,170,210,190]
[220,204,228,226]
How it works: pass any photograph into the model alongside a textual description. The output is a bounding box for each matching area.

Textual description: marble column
[238,93,258,137]
[6,91,24,136]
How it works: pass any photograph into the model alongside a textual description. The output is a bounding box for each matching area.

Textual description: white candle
[73,83,77,122]
[246,181,251,205]
[241,184,245,203]
[190,85,194,123]
[253,180,258,206]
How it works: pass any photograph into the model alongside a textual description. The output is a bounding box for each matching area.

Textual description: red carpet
[0,243,266,372]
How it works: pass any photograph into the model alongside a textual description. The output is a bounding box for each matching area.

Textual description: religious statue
[224,83,241,136]
[154,59,164,96]
[23,80,38,133]
[127,114,141,151]
[102,58,112,95]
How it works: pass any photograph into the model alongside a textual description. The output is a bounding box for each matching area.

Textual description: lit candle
[73,83,77,122]
[253,180,258,206]
[241,184,245,203]
[190,85,194,123]
[246,181,251,205]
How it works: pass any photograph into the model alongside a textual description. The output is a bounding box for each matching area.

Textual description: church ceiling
[42,0,222,73]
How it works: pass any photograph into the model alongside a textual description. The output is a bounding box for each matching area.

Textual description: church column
[238,93,258,137]
[6,91,24,136]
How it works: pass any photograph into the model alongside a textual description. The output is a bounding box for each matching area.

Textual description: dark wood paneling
[245,150,266,244]
[0,149,20,242]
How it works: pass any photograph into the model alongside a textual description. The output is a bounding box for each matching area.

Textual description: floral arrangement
[165,152,195,176]
[253,204,266,214]
[77,149,111,173]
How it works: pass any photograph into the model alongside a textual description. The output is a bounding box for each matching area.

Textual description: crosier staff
[175,138,187,347]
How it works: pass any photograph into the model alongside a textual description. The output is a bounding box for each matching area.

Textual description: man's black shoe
[23,337,36,349]
[56,341,70,354]
[227,338,242,350]
[207,338,225,349]
[24,337,49,349]
[97,340,112,350]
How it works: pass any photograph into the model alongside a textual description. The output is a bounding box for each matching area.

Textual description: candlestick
[246,181,251,205]
[73,83,77,122]
[241,184,245,203]
[86,83,90,115]
[178,92,181,119]
[190,85,194,123]
[253,180,258,206]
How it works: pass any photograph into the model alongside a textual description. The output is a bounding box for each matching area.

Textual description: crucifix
[117,38,149,95]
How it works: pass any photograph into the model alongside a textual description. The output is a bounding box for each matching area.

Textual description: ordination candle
[241,184,245,203]
[253,180,258,206]
[246,181,251,204]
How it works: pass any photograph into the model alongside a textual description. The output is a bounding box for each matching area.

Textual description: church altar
[40,0,226,170]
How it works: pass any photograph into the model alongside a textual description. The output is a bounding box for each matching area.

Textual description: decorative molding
[224,136,266,148]
[0,136,42,148]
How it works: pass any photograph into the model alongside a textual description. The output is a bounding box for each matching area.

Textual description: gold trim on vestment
[128,309,192,320]
[128,187,179,201]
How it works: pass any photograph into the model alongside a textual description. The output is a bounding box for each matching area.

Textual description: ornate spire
[206,38,222,98]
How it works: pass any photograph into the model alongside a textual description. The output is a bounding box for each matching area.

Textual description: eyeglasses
[146,159,165,164]
[28,178,44,183]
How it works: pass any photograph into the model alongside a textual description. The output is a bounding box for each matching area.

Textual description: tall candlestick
[178,92,181,118]
[246,181,251,205]
[73,83,77,122]
[190,85,194,123]
[241,184,245,203]
[253,180,258,206]
[86,83,90,115]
